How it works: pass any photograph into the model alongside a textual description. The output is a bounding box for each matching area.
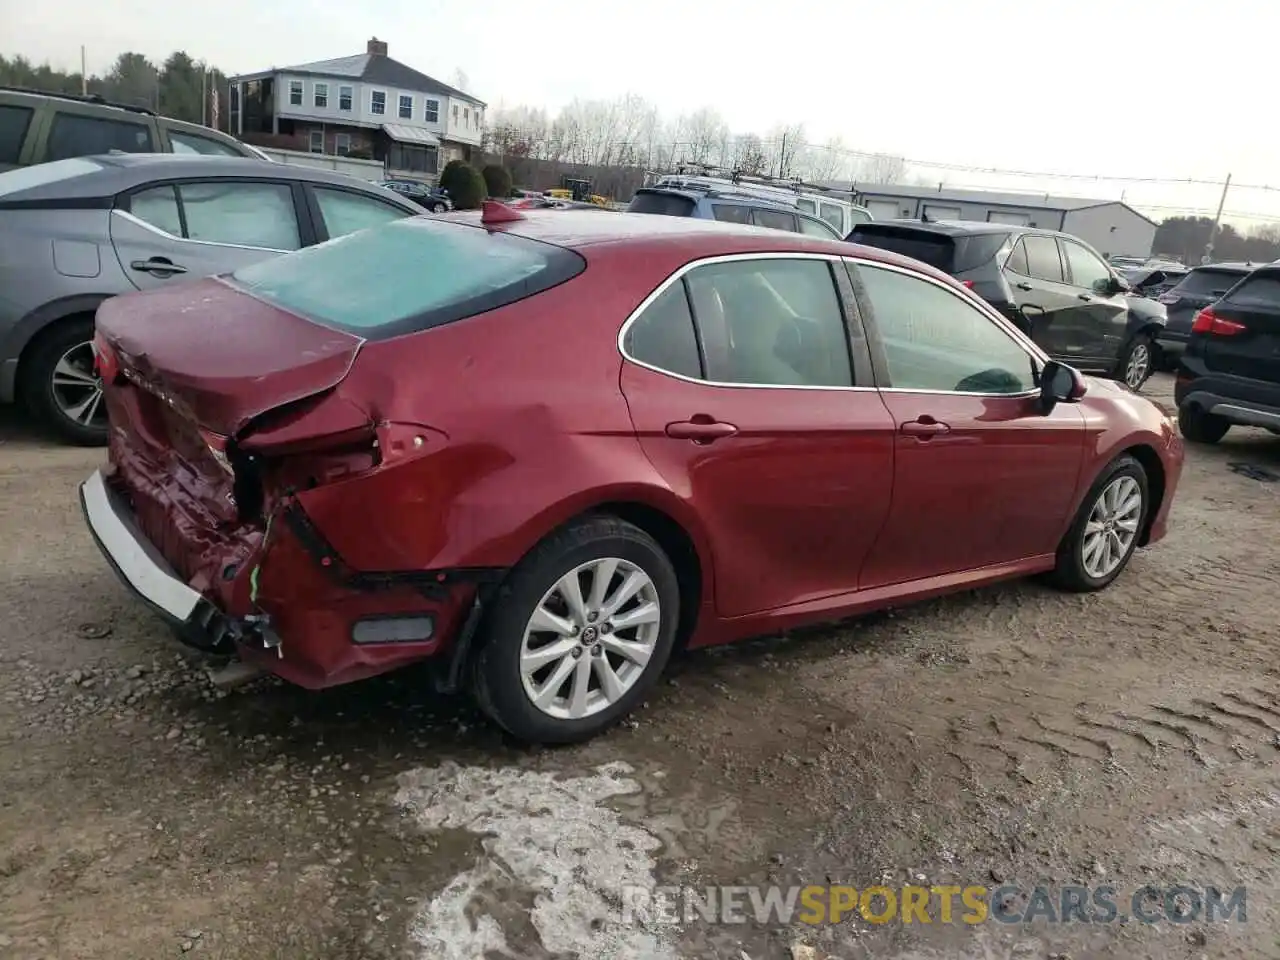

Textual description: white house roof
[234,52,485,106]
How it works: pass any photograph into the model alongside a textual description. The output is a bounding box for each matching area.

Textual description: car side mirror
[1099,275,1129,295]
[1039,360,1087,413]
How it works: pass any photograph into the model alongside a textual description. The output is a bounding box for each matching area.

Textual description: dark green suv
[0,86,265,172]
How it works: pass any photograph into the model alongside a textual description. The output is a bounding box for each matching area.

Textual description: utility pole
[201,63,208,127]
[776,131,787,179]
[80,46,87,95]
[1202,173,1232,265]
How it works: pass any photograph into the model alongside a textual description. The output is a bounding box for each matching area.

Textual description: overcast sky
[6,0,1279,224]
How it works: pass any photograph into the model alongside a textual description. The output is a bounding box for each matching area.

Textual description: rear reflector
[352,615,435,644]
[1190,308,1246,336]
[961,280,975,289]
[93,332,121,383]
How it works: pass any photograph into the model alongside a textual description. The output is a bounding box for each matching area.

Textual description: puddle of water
[394,760,679,960]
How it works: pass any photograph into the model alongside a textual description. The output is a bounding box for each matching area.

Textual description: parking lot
[1,372,1278,960]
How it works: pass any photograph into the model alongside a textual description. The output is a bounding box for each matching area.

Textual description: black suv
[1155,261,1257,367]
[848,220,1165,390]
[1175,264,1280,443]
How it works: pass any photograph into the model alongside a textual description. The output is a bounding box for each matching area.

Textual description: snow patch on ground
[395,760,678,960]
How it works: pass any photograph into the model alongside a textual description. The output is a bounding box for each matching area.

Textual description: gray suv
[0,154,424,444]
[627,186,847,239]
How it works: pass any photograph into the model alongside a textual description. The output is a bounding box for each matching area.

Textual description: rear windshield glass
[228,217,585,340]
[847,225,1006,273]
[628,190,696,217]
[1171,267,1253,297]
[0,157,103,197]
[1222,272,1280,309]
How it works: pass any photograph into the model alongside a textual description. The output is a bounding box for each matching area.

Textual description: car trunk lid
[95,277,365,439]
[1159,267,1253,332]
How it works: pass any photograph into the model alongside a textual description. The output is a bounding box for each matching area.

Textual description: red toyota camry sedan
[81,203,1184,744]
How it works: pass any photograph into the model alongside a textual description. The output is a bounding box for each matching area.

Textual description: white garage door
[988,210,1031,226]
[866,199,904,220]
[922,204,962,221]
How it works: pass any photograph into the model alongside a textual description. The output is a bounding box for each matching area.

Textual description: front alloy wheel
[1080,475,1142,580]
[470,516,680,744]
[1050,454,1149,592]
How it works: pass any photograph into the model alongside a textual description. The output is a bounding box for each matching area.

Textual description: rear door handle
[131,258,188,275]
[1014,281,1033,291]
[666,417,739,443]
[899,416,950,437]
[1077,293,1093,301]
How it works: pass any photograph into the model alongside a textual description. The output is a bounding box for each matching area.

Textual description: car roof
[0,154,400,202]
[634,185,800,211]
[438,208,953,280]
[1192,261,1258,272]
[857,218,1033,237]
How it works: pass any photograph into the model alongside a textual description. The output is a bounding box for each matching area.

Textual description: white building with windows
[834,183,1157,259]
[228,38,485,179]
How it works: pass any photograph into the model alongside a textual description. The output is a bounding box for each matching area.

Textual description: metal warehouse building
[835,183,1158,259]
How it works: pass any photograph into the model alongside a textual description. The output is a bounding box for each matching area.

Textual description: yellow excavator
[546,178,609,207]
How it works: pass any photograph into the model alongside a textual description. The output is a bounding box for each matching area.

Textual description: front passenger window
[1061,239,1113,293]
[857,264,1036,395]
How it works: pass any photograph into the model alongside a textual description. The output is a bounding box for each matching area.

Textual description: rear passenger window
[799,217,838,239]
[623,282,703,380]
[819,203,844,229]
[711,203,752,224]
[0,105,33,165]
[129,185,184,236]
[685,258,853,387]
[48,114,153,161]
[1022,235,1064,283]
[169,130,243,157]
[752,209,798,232]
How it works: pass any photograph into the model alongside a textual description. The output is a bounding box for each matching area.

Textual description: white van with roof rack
[652,171,873,236]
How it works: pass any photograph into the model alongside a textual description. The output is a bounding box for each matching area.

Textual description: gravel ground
[2,373,1279,960]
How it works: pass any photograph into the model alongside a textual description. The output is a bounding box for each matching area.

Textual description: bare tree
[763,123,805,178]
[679,107,729,167]
[730,134,768,175]
[449,68,471,94]
[854,153,908,185]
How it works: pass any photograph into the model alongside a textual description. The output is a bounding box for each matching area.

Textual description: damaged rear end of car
[81,215,587,688]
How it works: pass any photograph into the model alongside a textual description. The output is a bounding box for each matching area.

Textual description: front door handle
[131,257,188,275]
[1077,293,1093,301]
[899,416,950,437]
[666,417,739,443]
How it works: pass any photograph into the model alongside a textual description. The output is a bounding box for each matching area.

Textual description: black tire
[1115,332,1155,391]
[20,316,108,446]
[470,515,680,745]
[1178,405,1230,444]
[1050,454,1149,593]
[429,201,447,213]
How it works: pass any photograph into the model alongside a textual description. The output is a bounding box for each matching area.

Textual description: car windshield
[0,157,103,197]
[228,217,586,339]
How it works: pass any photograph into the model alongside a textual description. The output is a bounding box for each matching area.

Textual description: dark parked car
[628,186,844,240]
[1175,264,1280,443]
[376,178,452,212]
[0,155,425,444]
[848,220,1165,390]
[80,205,1183,743]
[1156,262,1258,367]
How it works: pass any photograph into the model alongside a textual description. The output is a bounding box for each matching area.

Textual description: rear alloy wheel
[470,516,680,744]
[21,316,109,446]
[1117,333,1155,390]
[1178,405,1230,444]
[1050,455,1149,592]
[429,201,447,213]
